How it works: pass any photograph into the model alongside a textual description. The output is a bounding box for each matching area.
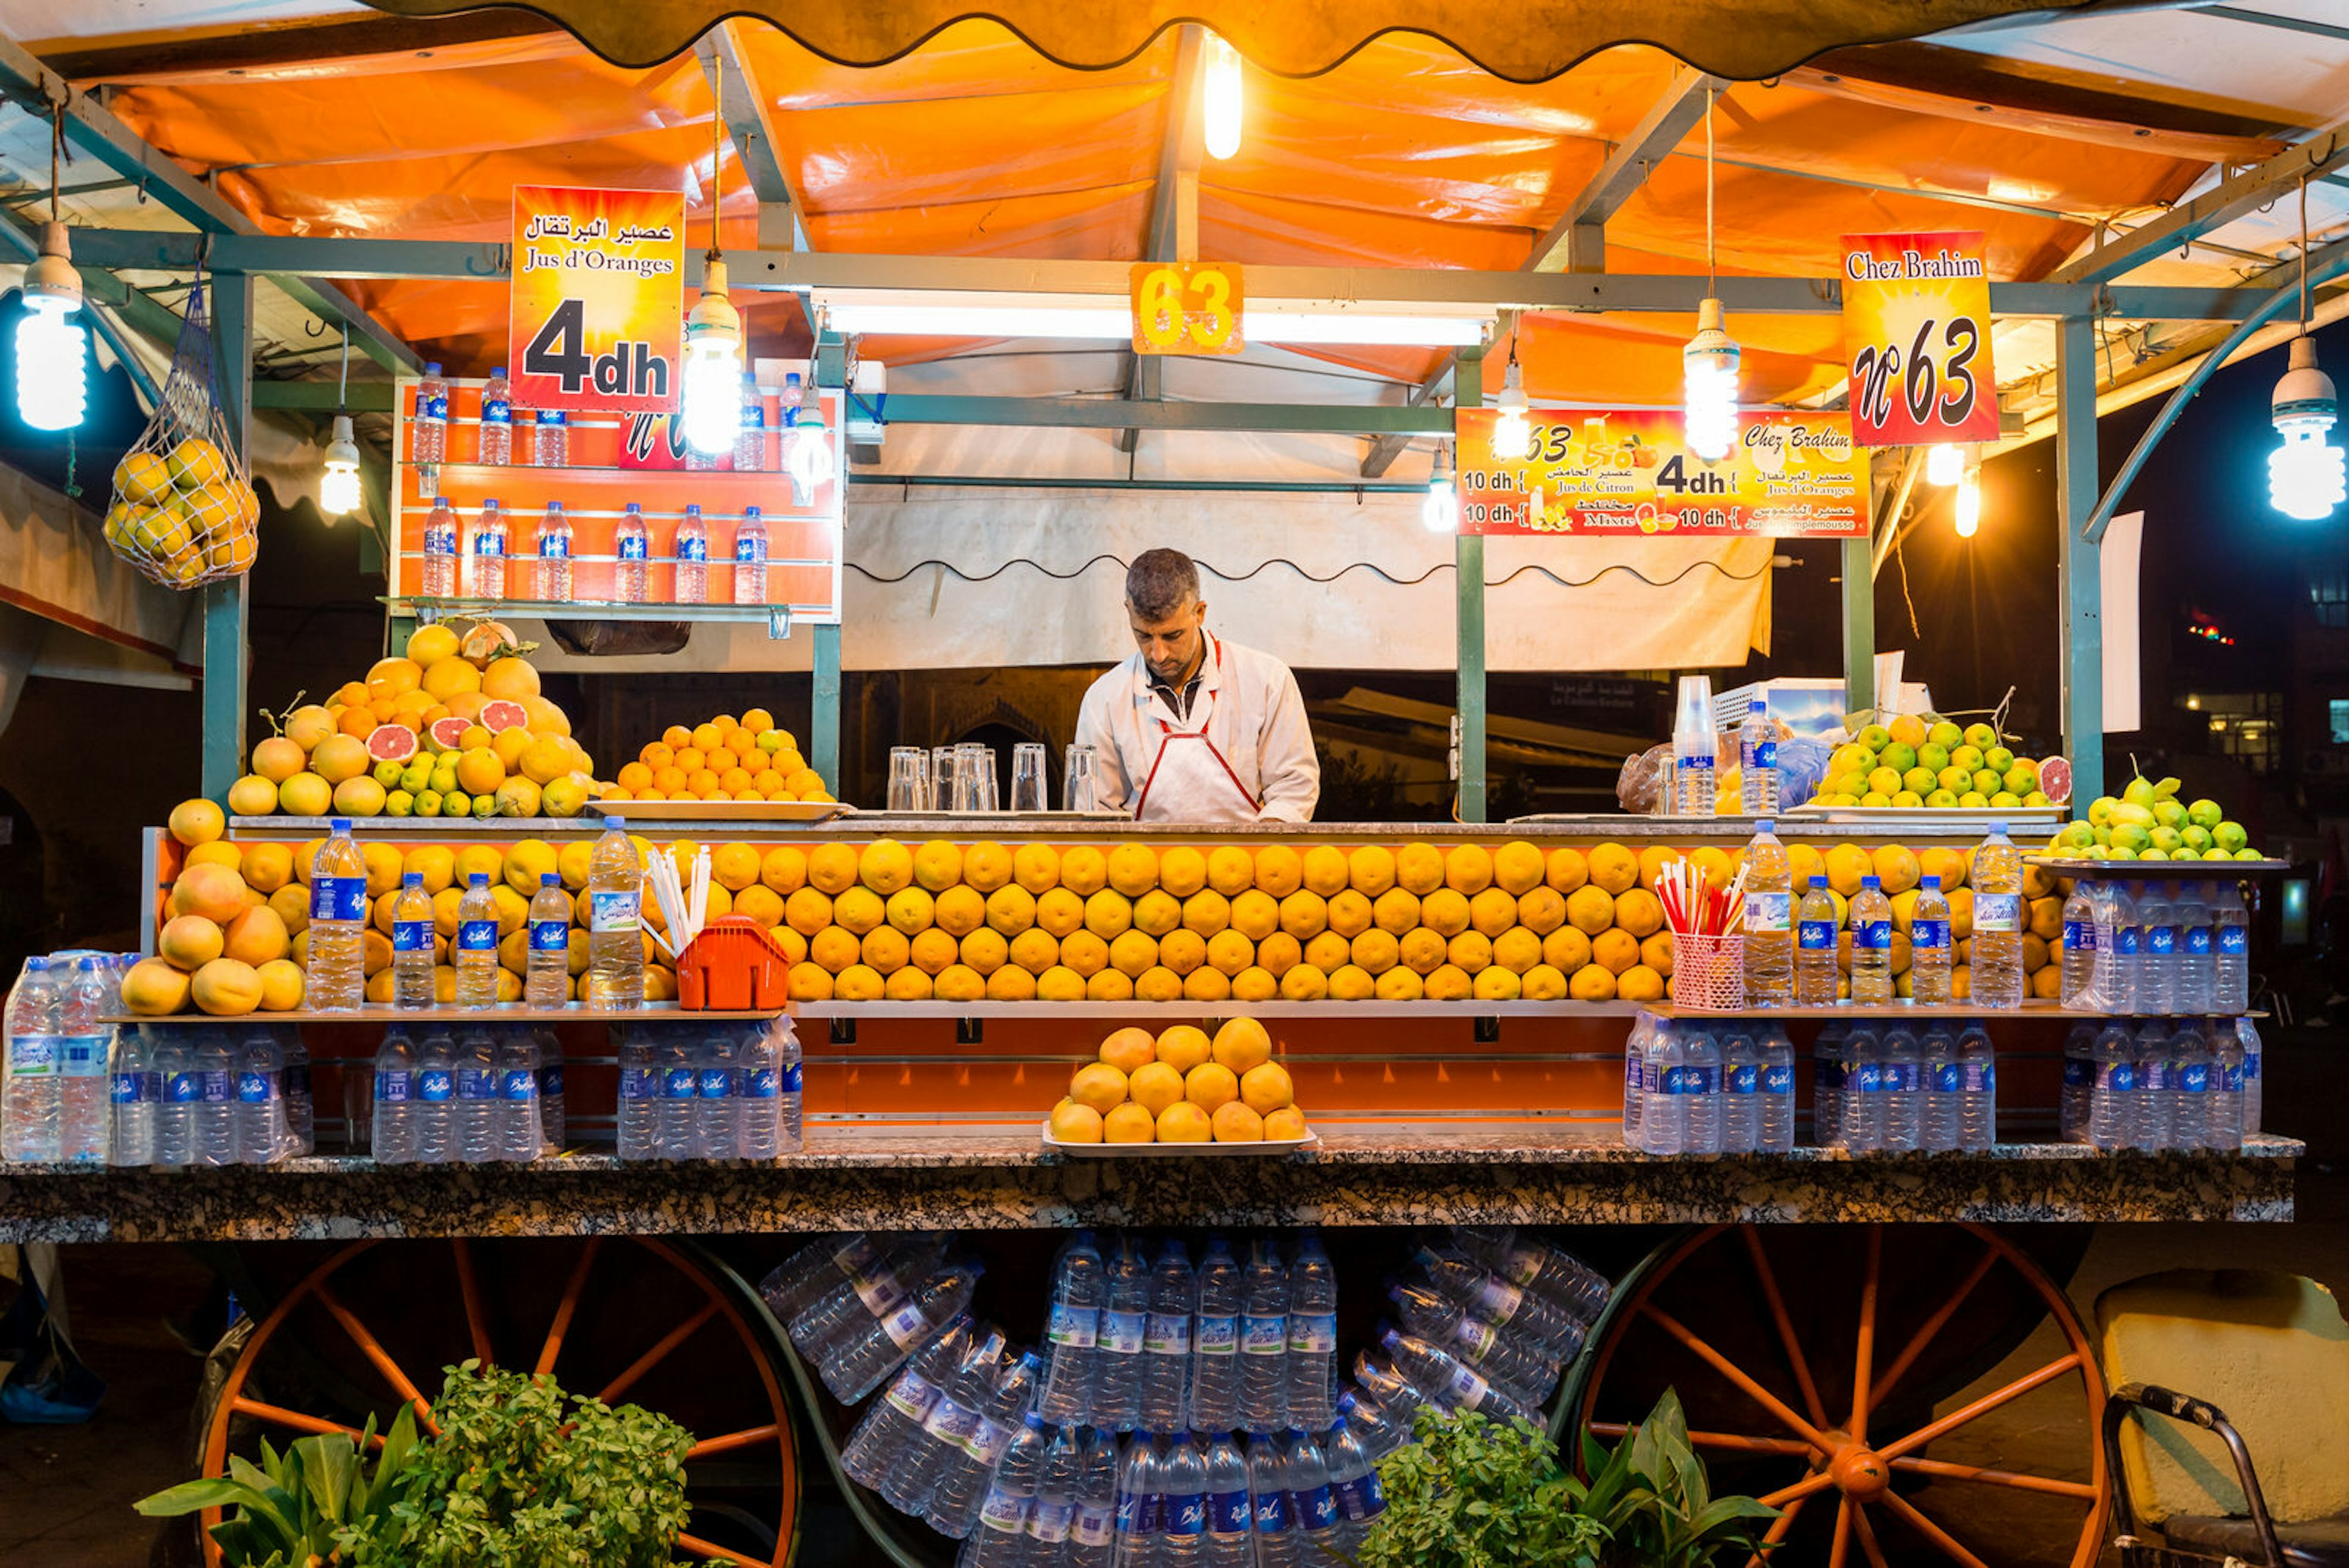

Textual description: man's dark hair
[1125,548,1201,620]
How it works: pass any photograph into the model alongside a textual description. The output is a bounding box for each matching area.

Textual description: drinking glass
[931,746,956,812]
[1064,744,1100,813]
[973,746,1001,814]
[1010,743,1048,813]
[950,745,987,814]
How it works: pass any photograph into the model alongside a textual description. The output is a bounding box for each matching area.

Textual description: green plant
[134,1403,420,1567]
[1356,1393,1776,1568]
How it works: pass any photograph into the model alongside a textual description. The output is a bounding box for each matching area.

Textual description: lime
[2188,798,2224,830]
[1972,770,2002,795]
[1903,767,1938,794]
[2149,825,2183,853]
[1928,720,1964,750]
[2234,848,2264,861]
[1917,743,1950,774]
[2111,823,2151,852]
[1951,745,1984,773]
[1882,742,1919,775]
[2002,761,2038,795]
[1869,767,1904,796]
[1958,791,1989,809]
[1984,746,2015,773]
[2181,825,2213,852]
[1962,723,1997,749]
[2204,848,2234,861]
[2091,824,2110,847]
[2140,847,2170,862]
[2121,776,2157,808]
[2214,821,2249,852]
[1927,789,1959,808]
[1858,724,1893,751]
[2059,822,2096,849]
[2153,799,2188,830]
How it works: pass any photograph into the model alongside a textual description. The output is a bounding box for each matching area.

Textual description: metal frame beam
[2191,4,2349,45]
[2050,119,2349,286]
[697,20,811,251]
[1527,66,1720,275]
[2056,315,2103,806]
[201,273,253,803]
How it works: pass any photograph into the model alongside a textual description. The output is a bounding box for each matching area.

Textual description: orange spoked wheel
[196,1238,801,1567]
[1570,1224,2108,1568]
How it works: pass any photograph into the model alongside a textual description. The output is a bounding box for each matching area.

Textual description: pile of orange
[603,710,836,805]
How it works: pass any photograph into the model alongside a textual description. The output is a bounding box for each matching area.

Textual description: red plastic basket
[1669,933,1746,1009]
[676,916,792,1011]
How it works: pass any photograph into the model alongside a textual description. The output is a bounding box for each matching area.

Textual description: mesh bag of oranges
[100,278,261,589]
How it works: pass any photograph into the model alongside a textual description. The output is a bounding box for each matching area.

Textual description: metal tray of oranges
[1040,1122,1319,1158]
[583,799,847,823]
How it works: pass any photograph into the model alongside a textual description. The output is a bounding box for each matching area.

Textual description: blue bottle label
[1045,1301,1097,1348]
[740,401,765,430]
[529,918,568,953]
[1854,1063,1884,1094]
[2219,925,2248,954]
[662,1066,697,1099]
[779,1061,802,1093]
[426,522,456,552]
[2148,924,2177,956]
[1932,1063,1963,1093]
[237,1071,275,1103]
[1165,1493,1207,1537]
[541,1065,564,1097]
[542,532,571,559]
[393,918,432,953]
[1966,1060,1995,1093]
[1761,1063,1793,1095]
[1743,735,1777,771]
[1211,1490,1252,1536]
[457,1067,496,1099]
[1855,919,1890,952]
[2243,1051,2261,1080]
[200,1070,231,1104]
[742,1066,779,1099]
[618,1066,653,1100]
[377,1070,412,1103]
[168,1071,201,1104]
[1253,1490,1291,1534]
[473,532,505,557]
[2064,1055,2095,1090]
[502,1069,536,1101]
[1658,1065,1686,1094]
[1816,1058,1846,1090]
[2178,1063,2210,1093]
[2117,927,2142,956]
[1913,917,1951,951]
[2063,920,2095,951]
[458,919,497,952]
[423,391,449,420]
[2099,1063,2133,1093]
[1882,1063,1919,1093]
[111,1071,143,1103]
[1301,1484,1340,1534]
[678,537,707,562]
[1242,1312,1286,1355]
[618,533,648,560]
[1799,919,1836,950]
[1685,1065,1716,1094]
[1194,1312,1237,1353]
[2184,926,2211,956]
[735,535,766,562]
[483,397,511,425]
[698,1066,731,1099]
[1725,1063,1759,1095]
[2138,1058,2170,1093]
[1338,1473,1387,1522]
[2222,1063,2246,1091]
[311,875,366,923]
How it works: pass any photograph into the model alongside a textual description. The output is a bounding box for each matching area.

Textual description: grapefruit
[480,658,541,700]
[227,775,280,817]
[366,723,420,764]
[278,773,332,817]
[158,914,225,970]
[222,905,291,967]
[251,735,306,783]
[123,957,192,1015]
[2038,756,2073,804]
[170,863,249,924]
[365,657,423,700]
[255,958,304,1011]
[310,733,371,786]
[167,797,225,846]
[190,957,262,1016]
[421,657,481,701]
[426,716,471,754]
[404,623,460,664]
[480,699,529,734]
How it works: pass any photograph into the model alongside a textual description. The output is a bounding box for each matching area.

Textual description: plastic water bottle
[1339,1387,1408,1463]
[387,872,432,1009]
[2170,1020,2212,1153]
[883,1326,1002,1516]
[1813,1021,1847,1149]
[1283,1430,1340,1561]
[1970,822,2025,1008]
[278,1025,312,1156]
[1920,1025,1961,1151]
[1739,697,1779,816]
[1041,1229,1107,1425]
[1842,1026,1883,1153]
[533,501,572,603]
[1849,875,1893,1004]
[1239,1237,1291,1432]
[373,1027,417,1164]
[967,1414,1047,1568]
[1386,1284,1552,1406]
[233,1027,284,1164]
[1351,1355,1427,1434]
[927,1350,1037,1537]
[1189,1234,1242,1433]
[1413,1246,1586,1359]
[495,1027,541,1162]
[193,1027,237,1167]
[412,1028,456,1164]
[1681,1026,1722,1154]
[454,1026,497,1163]
[420,496,458,596]
[613,502,650,603]
[1911,876,1953,1006]
[1674,731,1714,817]
[2099,883,2138,1014]
[1641,1020,1685,1155]
[1377,1329,1532,1424]
[152,1034,193,1167]
[2214,881,2250,1013]
[735,380,766,470]
[478,366,512,464]
[455,872,500,1006]
[2132,1022,2173,1151]
[1245,1430,1297,1568]
[1159,1430,1209,1568]
[1140,1237,1197,1433]
[1200,1432,1253,1568]
[109,1026,156,1166]
[732,506,768,604]
[1875,1026,1919,1152]
[308,820,368,1012]
[655,1032,697,1161]
[1113,1430,1164,1568]
[841,1314,973,1489]
[533,1027,564,1152]
[1097,1233,1151,1431]
[414,362,448,462]
[2058,1022,2095,1145]
[764,1235,882,1321]
[774,1017,803,1153]
[2088,1024,2135,1150]
[533,407,567,467]
[1027,1419,1085,1566]
[738,1024,782,1160]
[2139,882,2179,1017]
[830,1262,986,1408]
[1620,1012,1650,1147]
[584,818,645,1008]
[2060,880,2099,1008]
[1719,1027,1759,1154]
[1759,1023,1795,1153]
[1450,1227,1612,1321]
[1795,877,1839,1005]
[1954,1022,1996,1149]
[674,503,708,604]
[58,956,113,1162]
[2176,882,2214,1016]
[1324,1414,1386,1557]
[2210,1022,2246,1153]
[1286,1233,1339,1430]
[615,1026,656,1159]
[1069,1426,1121,1568]
[522,872,568,1008]
[695,1028,738,1159]
[1741,820,1792,1005]
[2237,1017,2263,1135]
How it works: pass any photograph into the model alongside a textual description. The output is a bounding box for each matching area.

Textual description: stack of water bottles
[1622,1011,1798,1155]
[371,1022,563,1164]
[763,1232,987,1406]
[612,1017,803,1162]
[2052,872,2258,1154]
[4,951,132,1162]
[1805,1019,2000,1152]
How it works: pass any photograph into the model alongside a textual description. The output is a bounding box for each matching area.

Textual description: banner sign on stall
[1130,261,1245,355]
[510,185,685,413]
[1841,229,1998,447]
[1453,407,1868,537]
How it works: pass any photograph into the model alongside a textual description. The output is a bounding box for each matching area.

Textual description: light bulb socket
[1430,442,1454,484]
[2274,332,2337,427]
[23,221,81,310]
[1683,296,1739,376]
[323,413,362,470]
[1496,356,1529,416]
[687,253,741,341]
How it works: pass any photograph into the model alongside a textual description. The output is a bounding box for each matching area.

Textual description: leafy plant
[135,1402,420,1567]
[1356,1393,1775,1568]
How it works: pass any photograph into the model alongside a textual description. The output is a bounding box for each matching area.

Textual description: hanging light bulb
[16,220,86,433]
[1924,442,1965,487]
[1491,344,1534,463]
[1203,32,1243,160]
[785,405,836,504]
[681,253,744,456]
[319,414,363,517]
[2270,333,2346,521]
[1682,296,1740,463]
[1423,442,1457,533]
[1954,464,1982,538]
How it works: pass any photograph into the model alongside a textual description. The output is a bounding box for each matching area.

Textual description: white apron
[1129,639,1262,824]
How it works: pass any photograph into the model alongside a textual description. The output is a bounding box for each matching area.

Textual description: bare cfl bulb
[785,407,836,504]
[1682,296,1739,463]
[1491,355,1534,463]
[1423,444,1457,533]
[2270,333,2346,522]
[1954,467,1981,538]
[16,220,86,433]
[1924,442,1965,488]
[319,414,363,517]
[681,255,744,456]
[1203,32,1243,161]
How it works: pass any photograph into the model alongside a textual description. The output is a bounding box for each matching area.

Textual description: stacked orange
[602,710,837,806]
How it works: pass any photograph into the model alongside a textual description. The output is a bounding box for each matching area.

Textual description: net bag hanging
[100,276,259,589]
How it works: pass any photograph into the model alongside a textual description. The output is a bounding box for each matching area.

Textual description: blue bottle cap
[1756,819,1773,833]
[331,817,352,831]
[470,872,489,886]
[491,366,507,377]
[543,872,558,885]
[425,362,442,374]
[1921,875,1940,890]
[404,871,423,887]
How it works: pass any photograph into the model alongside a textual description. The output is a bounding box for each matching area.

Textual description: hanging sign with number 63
[1841,230,1999,447]
[510,185,685,414]
[1130,261,1244,355]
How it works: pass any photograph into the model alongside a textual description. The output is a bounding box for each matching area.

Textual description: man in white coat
[1073,549,1320,823]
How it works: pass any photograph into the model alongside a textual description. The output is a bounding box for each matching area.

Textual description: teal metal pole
[1454,347,1486,822]
[2057,316,2106,805]
[201,273,254,801]
[1841,537,1875,719]
[812,328,845,790]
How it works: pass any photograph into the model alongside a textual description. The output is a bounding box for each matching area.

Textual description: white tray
[584,799,847,823]
[1041,1121,1319,1157]
[1786,804,2066,828]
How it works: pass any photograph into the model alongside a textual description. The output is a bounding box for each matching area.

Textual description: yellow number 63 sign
[1130,262,1244,355]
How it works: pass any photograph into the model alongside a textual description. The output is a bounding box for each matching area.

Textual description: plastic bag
[100,278,259,590]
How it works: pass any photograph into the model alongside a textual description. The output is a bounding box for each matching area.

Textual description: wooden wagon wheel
[1572,1223,2109,1568]
[198,1237,801,1567]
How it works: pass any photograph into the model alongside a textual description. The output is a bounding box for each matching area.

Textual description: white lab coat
[1074,631,1320,823]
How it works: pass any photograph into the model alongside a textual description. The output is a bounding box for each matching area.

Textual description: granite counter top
[0,1130,2296,1243]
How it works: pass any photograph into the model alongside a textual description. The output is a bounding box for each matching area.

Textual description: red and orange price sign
[1130,261,1244,355]
[1841,230,1999,447]
[510,185,685,413]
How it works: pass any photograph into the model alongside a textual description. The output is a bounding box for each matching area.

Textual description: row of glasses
[885,742,1101,812]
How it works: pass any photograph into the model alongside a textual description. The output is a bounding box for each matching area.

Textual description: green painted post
[812,329,845,789]
[1455,346,1486,822]
[1841,537,1875,720]
[2055,316,2105,804]
[201,273,255,801]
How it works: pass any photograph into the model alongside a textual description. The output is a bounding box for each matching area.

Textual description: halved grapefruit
[365,723,419,763]
[480,699,530,734]
[426,716,472,754]
[2038,756,2073,805]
